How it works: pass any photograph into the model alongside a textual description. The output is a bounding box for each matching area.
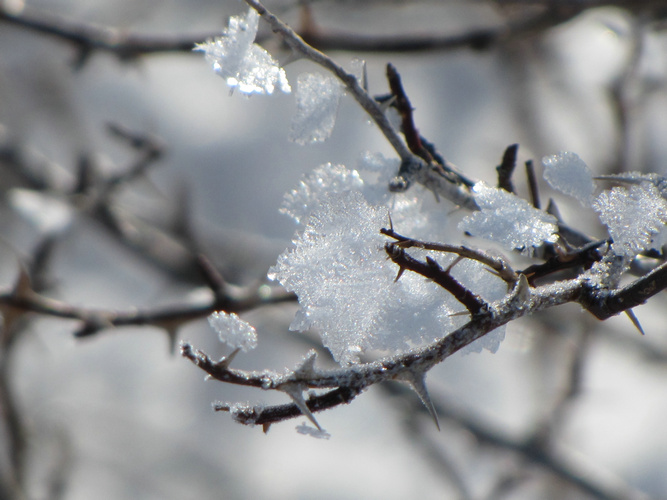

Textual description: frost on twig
[270,190,455,365]
[208,311,258,352]
[194,8,290,95]
[459,182,559,255]
[593,182,667,258]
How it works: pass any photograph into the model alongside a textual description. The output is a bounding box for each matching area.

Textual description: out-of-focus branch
[0,270,294,340]
[381,381,653,500]
[0,4,215,67]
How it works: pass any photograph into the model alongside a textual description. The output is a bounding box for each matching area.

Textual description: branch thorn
[396,371,440,431]
[625,309,645,335]
[282,384,322,431]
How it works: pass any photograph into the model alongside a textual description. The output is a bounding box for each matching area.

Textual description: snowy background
[2,1,667,498]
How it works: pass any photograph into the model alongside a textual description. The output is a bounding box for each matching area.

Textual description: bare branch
[0,4,214,67]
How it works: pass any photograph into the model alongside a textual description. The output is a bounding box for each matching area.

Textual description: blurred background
[1,0,667,498]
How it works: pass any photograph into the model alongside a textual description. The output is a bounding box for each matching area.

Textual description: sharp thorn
[283,385,322,431]
[398,371,440,431]
[625,309,645,335]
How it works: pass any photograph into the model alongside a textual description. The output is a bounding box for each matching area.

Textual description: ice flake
[208,312,258,352]
[459,182,558,254]
[593,183,667,257]
[542,152,595,206]
[269,191,454,365]
[289,72,343,145]
[194,9,290,95]
[281,163,363,224]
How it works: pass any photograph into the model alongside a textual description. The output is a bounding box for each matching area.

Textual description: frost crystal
[459,182,558,254]
[208,312,258,352]
[281,163,364,224]
[593,183,667,257]
[269,191,454,365]
[194,9,290,95]
[542,152,595,206]
[289,72,342,145]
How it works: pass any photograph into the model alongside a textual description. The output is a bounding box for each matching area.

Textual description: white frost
[542,152,595,206]
[194,8,290,95]
[280,163,363,224]
[269,190,455,365]
[593,183,667,257]
[289,72,342,145]
[208,312,258,352]
[459,182,558,254]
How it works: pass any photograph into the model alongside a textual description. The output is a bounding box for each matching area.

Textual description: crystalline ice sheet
[542,152,595,206]
[269,190,455,364]
[208,311,258,352]
[459,182,558,254]
[194,8,290,95]
[281,163,364,224]
[289,72,342,145]
[593,182,667,257]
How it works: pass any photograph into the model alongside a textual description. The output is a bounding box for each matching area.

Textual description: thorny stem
[380,227,518,284]
[184,244,667,429]
[183,277,585,422]
[242,0,414,164]
[242,0,476,210]
[385,243,489,316]
[0,283,295,338]
[385,63,433,163]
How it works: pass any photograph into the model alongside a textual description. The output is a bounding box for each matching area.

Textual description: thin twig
[496,144,519,193]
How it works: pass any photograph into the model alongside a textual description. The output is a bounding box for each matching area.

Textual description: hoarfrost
[459,182,558,254]
[194,8,290,95]
[280,157,446,240]
[269,191,454,365]
[208,312,258,352]
[593,183,667,257]
[280,163,363,224]
[289,72,343,145]
[542,152,595,206]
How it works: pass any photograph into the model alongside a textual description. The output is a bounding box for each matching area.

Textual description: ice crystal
[280,163,364,224]
[542,152,595,206]
[459,182,558,254]
[194,8,290,95]
[289,72,342,145]
[269,190,454,365]
[208,312,258,352]
[593,183,667,257]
